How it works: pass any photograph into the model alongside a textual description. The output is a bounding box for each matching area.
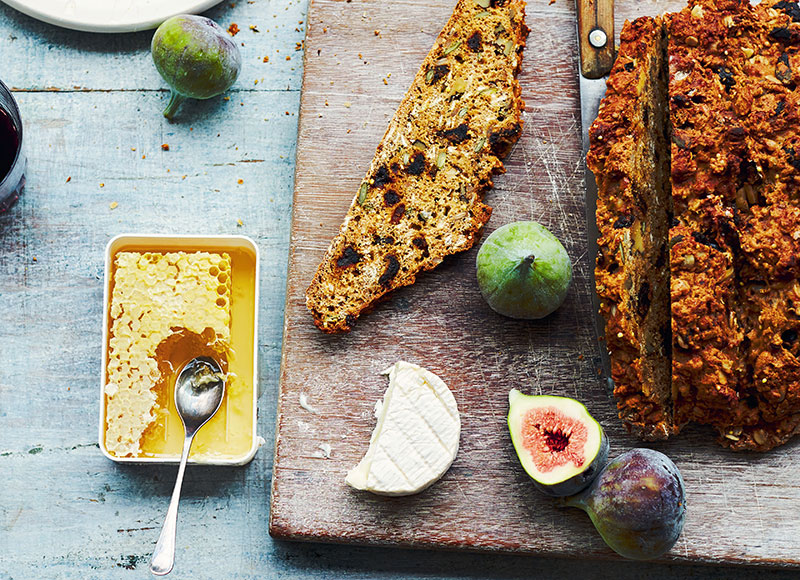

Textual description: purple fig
[563,448,686,560]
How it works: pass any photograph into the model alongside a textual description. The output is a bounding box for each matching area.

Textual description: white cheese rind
[345,361,460,496]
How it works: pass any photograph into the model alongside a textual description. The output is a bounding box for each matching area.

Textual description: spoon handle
[150,434,194,576]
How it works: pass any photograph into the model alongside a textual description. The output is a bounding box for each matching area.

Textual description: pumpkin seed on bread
[306,0,528,333]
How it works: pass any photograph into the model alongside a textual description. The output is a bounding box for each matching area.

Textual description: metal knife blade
[579,73,607,283]
[576,0,614,387]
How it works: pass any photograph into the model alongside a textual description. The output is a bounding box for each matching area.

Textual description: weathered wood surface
[0,1,302,577]
[272,0,800,568]
[2,0,800,577]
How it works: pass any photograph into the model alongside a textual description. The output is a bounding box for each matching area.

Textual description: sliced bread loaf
[589,16,674,440]
[674,0,800,450]
[592,0,800,451]
[306,0,528,333]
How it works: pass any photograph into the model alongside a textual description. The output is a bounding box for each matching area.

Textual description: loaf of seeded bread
[588,16,674,440]
[306,0,528,333]
[591,0,800,451]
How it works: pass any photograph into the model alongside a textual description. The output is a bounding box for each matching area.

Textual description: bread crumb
[237,219,243,227]
[374,29,380,36]
[161,143,169,151]
[344,101,352,108]
[263,55,270,63]
[65,176,71,183]
[228,23,240,36]
[100,183,105,188]
[237,179,243,184]
[249,24,259,32]
[109,201,118,209]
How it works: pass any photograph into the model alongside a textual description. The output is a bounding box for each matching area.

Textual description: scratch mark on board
[454,479,469,504]
[117,526,157,534]
[752,479,766,542]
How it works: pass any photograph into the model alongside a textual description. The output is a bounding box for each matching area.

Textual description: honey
[103,240,257,463]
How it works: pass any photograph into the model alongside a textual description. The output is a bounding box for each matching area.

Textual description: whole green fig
[151,15,242,119]
[476,221,573,319]
[563,448,686,560]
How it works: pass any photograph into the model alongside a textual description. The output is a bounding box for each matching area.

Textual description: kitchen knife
[576,0,615,388]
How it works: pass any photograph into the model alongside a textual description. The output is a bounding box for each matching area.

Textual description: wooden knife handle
[577,0,615,79]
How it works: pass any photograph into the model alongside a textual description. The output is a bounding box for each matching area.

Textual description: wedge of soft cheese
[345,361,460,496]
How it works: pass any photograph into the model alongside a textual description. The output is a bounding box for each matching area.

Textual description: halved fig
[507,389,609,497]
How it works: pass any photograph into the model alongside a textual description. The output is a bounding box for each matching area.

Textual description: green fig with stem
[476,221,573,319]
[151,15,242,119]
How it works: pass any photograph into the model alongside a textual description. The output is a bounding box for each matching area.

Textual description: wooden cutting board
[270,0,800,566]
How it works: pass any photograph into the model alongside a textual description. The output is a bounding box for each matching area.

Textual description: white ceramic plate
[1,0,225,33]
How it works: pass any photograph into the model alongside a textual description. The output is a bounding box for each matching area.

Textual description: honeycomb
[104,251,232,457]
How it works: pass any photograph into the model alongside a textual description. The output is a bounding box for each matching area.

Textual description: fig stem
[557,496,576,508]
[163,91,187,120]
[516,254,536,274]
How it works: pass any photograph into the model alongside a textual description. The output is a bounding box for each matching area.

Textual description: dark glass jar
[0,79,25,213]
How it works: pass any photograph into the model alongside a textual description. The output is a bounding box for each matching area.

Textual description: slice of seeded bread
[306,0,528,333]
[588,16,675,440]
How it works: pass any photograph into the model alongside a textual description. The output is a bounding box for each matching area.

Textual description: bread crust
[306,0,528,333]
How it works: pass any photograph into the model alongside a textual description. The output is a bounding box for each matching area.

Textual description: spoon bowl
[150,355,226,576]
[175,356,226,435]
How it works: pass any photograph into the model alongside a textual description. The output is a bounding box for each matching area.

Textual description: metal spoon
[149,356,226,576]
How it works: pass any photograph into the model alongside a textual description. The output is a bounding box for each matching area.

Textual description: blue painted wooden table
[0,1,796,578]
